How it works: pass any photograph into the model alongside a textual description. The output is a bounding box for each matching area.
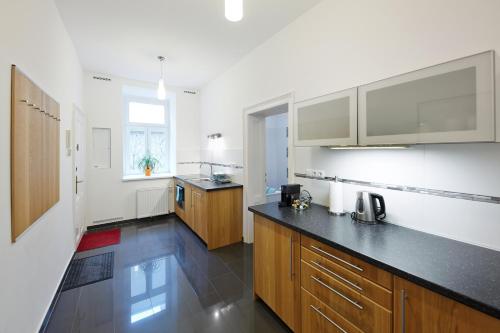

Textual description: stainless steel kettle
[352,191,386,224]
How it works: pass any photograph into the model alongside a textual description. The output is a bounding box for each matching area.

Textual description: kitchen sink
[188,177,212,182]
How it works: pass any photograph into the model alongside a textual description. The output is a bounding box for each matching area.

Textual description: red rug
[77,229,121,252]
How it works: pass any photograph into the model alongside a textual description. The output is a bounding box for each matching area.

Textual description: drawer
[301,261,392,333]
[302,288,363,333]
[301,235,392,289]
[302,247,392,310]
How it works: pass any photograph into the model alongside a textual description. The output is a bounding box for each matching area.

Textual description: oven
[175,182,185,209]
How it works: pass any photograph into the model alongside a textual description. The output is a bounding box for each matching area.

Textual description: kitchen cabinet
[301,235,392,333]
[294,88,358,146]
[302,289,363,333]
[253,215,301,331]
[394,277,500,333]
[174,177,242,250]
[191,188,207,242]
[358,51,495,145]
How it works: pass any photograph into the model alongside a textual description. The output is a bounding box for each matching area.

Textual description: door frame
[72,105,87,247]
[243,92,295,243]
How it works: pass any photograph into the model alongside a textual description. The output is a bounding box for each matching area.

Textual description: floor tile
[45,217,289,333]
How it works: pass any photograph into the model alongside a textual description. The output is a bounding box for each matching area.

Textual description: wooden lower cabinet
[191,188,207,242]
[301,261,391,333]
[302,288,363,333]
[253,214,500,333]
[394,277,500,333]
[175,179,242,250]
[254,215,301,331]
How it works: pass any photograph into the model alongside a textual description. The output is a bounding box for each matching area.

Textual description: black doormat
[62,252,114,291]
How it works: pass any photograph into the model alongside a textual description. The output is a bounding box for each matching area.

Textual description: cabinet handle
[311,275,363,310]
[310,305,348,333]
[310,245,363,272]
[310,260,362,291]
[290,236,293,280]
[401,289,407,333]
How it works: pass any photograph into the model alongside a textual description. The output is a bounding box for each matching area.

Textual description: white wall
[200,0,500,250]
[84,73,201,223]
[0,0,83,332]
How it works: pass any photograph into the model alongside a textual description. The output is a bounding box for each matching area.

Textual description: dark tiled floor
[46,216,291,333]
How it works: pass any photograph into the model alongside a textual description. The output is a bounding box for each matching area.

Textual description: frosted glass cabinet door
[358,51,495,145]
[294,88,358,146]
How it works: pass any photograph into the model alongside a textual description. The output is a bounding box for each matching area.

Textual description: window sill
[122,173,174,182]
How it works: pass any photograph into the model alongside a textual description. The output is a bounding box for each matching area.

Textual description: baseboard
[38,251,76,333]
[86,213,176,231]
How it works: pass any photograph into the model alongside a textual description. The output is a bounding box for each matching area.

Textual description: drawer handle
[310,245,363,272]
[311,275,363,310]
[310,260,363,291]
[310,305,348,333]
[401,289,407,333]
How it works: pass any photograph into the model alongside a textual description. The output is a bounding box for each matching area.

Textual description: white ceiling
[55,0,322,88]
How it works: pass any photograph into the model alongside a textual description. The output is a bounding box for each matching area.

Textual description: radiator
[136,187,169,219]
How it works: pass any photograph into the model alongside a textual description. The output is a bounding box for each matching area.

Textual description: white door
[74,107,87,244]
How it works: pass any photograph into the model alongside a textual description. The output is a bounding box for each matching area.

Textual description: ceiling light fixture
[225,0,243,22]
[157,56,166,101]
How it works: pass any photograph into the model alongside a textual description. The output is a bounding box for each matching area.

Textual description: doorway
[73,105,87,246]
[243,93,294,243]
[265,111,288,203]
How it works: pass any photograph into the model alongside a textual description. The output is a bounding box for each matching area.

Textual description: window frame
[123,95,171,177]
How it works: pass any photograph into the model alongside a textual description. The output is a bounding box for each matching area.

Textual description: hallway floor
[45,216,290,333]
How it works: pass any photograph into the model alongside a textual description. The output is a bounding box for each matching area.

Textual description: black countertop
[174,174,243,192]
[248,202,500,319]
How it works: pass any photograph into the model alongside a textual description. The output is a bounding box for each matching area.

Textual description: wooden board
[254,214,301,331]
[11,66,60,242]
[206,187,243,250]
[394,277,500,333]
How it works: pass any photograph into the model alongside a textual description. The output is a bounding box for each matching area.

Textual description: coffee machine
[279,184,301,207]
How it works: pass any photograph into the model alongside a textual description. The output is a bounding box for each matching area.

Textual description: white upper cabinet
[358,51,495,145]
[294,88,358,146]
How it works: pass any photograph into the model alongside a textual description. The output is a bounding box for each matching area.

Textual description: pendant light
[157,56,166,101]
[225,0,243,22]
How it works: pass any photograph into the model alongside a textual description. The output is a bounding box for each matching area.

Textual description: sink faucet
[200,162,213,178]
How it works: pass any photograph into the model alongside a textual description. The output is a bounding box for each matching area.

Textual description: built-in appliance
[351,191,386,224]
[279,184,301,207]
[175,183,185,209]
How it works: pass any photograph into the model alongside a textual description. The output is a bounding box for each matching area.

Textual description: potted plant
[138,154,159,176]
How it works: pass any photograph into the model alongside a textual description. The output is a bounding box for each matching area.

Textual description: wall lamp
[207,133,222,140]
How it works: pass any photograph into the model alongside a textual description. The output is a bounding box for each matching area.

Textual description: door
[294,87,358,146]
[358,51,495,145]
[254,214,300,331]
[73,106,87,244]
[394,277,500,333]
[192,189,207,241]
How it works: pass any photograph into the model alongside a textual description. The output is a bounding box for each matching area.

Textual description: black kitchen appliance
[175,183,185,209]
[279,184,301,207]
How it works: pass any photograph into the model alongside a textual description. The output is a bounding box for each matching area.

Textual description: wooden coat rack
[11,65,60,242]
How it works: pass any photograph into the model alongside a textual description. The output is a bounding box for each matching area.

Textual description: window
[123,95,172,177]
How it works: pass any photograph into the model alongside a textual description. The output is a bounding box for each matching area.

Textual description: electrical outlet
[317,170,325,178]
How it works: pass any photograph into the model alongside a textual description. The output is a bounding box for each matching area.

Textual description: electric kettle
[352,191,386,224]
